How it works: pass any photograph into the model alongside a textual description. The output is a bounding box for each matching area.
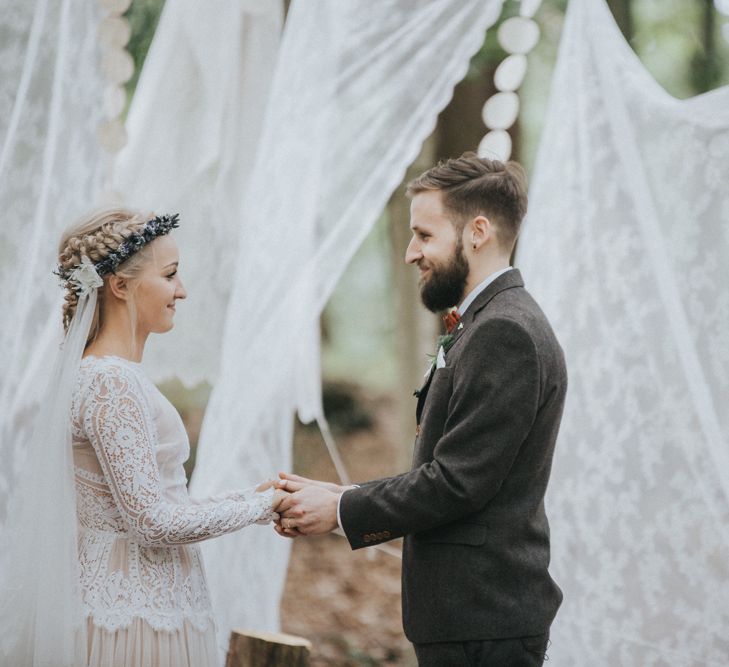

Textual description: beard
[419,238,469,313]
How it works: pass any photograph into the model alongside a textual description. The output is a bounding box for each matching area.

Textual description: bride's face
[132,235,187,334]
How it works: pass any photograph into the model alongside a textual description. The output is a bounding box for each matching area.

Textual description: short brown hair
[406,152,528,250]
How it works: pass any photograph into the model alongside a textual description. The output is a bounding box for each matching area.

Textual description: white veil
[0,293,97,666]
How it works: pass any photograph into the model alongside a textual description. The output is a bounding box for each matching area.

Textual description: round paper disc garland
[478,0,543,161]
[98,0,132,202]
[716,0,729,44]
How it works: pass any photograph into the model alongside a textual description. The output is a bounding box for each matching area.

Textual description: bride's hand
[277,472,352,494]
[255,479,277,492]
[271,488,289,513]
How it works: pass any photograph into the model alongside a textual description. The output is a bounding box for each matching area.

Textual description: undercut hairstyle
[406,152,528,251]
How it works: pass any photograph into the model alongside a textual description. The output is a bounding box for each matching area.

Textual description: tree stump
[226,629,311,667]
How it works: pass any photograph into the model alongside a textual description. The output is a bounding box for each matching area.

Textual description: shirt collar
[457,267,513,317]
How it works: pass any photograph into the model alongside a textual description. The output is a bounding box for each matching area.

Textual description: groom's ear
[467,215,495,251]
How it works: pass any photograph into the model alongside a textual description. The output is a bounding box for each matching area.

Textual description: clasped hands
[256,473,352,537]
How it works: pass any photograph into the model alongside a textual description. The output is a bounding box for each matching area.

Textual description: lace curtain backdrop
[0,0,508,661]
[10,1,726,664]
[184,0,506,652]
[0,0,105,520]
[517,0,729,664]
[113,0,284,388]
[0,4,108,664]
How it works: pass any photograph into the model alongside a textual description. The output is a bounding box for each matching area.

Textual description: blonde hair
[57,208,154,345]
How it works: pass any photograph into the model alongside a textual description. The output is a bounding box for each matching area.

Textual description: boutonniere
[436,308,463,355]
[421,310,464,378]
[414,310,465,397]
[431,323,463,365]
[443,309,461,334]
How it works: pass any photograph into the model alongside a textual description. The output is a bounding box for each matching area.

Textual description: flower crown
[55,213,180,297]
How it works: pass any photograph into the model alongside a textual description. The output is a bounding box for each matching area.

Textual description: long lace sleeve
[189,486,259,505]
[81,361,275,546]
[189,487,274,525]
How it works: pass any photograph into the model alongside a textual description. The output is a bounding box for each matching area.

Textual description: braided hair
[57,208,152,342]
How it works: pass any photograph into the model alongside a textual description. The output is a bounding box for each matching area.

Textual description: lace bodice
[71,355,274,631]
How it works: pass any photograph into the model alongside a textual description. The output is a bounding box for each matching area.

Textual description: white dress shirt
[457,266,513,316]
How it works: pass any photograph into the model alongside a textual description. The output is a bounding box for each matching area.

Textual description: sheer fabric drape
[0,0,106,516]
[0,3,109,665]
[187,0,505,649]
[113,0,284,387]
[517,0,729,664]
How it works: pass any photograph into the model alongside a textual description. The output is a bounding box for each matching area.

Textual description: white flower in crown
[68,256,103,298]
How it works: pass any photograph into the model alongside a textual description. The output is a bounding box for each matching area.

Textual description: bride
[0,208,285,667]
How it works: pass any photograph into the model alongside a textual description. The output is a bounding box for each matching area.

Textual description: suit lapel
[415,323,466,422]
[415,365,435,424]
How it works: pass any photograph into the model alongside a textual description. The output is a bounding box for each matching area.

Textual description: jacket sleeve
[82,363,275,546]
[339,317,540,549]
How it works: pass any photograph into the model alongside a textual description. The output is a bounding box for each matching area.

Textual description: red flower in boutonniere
[443,309,461,334]
[428,310,465,371]
[437,309,464,357]
[414,311,465,397]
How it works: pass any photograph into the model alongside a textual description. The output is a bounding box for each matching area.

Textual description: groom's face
[406,190,470,313]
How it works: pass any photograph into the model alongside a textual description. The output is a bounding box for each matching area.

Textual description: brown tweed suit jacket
[339,269,566,643]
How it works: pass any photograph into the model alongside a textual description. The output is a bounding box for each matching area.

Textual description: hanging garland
[478,0,543,161]
[97,0,133,199]
[716,0,729,44]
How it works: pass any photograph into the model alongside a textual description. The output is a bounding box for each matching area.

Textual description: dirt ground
[279,391,417,667]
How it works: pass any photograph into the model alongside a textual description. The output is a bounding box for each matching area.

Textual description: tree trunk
[606,0,633,42]
[226,629,311,667]
[689,0,720,94]
[388,135,438,471]
[435,67,509,161]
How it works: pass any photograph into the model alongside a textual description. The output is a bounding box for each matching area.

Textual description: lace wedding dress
[71,355,275,667]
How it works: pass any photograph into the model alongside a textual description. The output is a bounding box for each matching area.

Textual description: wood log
[225,629,311,667]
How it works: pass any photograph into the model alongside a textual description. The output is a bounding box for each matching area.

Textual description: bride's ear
[107,275,128,301]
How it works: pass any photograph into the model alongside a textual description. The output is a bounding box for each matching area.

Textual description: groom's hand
[274,484,341,537]
[276,472,350,494]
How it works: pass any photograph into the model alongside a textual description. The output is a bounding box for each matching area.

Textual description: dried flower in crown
[54,213,180,296]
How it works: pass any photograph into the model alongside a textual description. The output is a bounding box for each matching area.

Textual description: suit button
[382,531,391,539]
[363,534,371,543]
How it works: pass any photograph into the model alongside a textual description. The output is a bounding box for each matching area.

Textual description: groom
[277,153,566,666]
